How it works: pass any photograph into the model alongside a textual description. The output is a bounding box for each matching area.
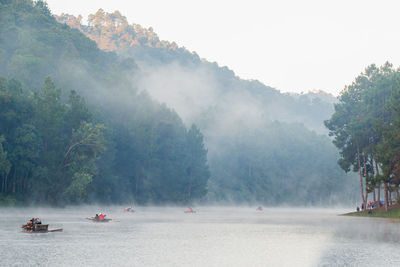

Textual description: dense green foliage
[326,63,400,211]
[0,76,105,204]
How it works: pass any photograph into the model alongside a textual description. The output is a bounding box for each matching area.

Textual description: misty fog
[133,60,357,204]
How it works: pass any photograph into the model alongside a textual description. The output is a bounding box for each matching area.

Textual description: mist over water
[2,206,400,266]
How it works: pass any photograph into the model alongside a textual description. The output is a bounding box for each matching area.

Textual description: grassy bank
[344,203,400,218]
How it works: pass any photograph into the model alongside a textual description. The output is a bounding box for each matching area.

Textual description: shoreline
[343,203,400,218]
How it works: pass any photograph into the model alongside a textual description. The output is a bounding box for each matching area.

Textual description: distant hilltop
[55,10,185,53]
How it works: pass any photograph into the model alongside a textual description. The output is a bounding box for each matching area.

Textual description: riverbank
[344,203,400,218]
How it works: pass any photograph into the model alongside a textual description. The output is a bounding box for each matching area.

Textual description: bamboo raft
[22,224,63,233]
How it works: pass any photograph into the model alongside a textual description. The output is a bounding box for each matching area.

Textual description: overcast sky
[46,0,400,96]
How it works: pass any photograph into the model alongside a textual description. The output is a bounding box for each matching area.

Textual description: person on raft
[24,218,34,231]
[95,213,106,221]
[186,207,193,212]
[23,218,39,231]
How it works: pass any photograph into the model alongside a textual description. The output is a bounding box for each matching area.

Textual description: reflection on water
[1,206,400,266]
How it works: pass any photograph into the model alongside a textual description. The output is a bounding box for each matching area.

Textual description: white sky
[46,0,400,96]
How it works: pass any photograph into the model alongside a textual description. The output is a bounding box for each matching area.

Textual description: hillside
[56,10,337,134]
[0,0,210,204]
[0,1,356,205]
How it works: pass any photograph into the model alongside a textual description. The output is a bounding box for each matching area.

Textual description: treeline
[0,76,105,204]
[325,63,400,211]
[0,75,210,205]
[56,9,181,51]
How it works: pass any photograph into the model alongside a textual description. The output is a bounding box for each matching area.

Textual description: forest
[326,63,400,211]
[0,73,210,205]
[1,0,356,205]
[0,0,209,205]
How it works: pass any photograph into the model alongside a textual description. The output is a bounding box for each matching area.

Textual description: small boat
[184,208,196,213]
[86,212,114,222]
[256,206,263,211]
[22,223,63,233]
[124,207,135,212]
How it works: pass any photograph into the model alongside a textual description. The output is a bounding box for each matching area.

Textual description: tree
[32,77,66,201]
[185,124,210,202]
[326,63,400,211]
[64,122,106,202]
[0,136,11,194]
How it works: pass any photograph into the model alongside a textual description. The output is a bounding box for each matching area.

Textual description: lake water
[1,206,400,266]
